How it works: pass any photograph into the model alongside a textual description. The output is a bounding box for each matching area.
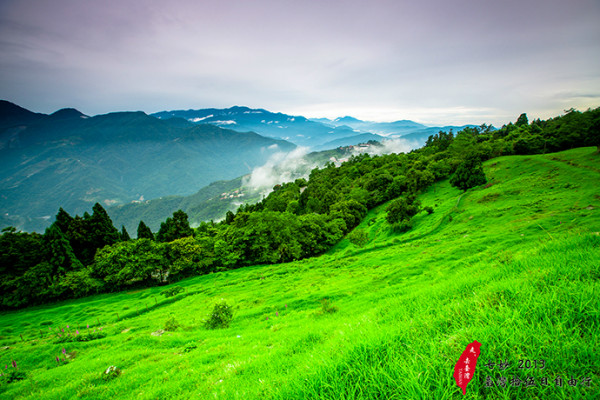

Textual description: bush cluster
[160,286,184,298]
[204,300,233,330]
[1,369,26,384]
[164,315,180,331]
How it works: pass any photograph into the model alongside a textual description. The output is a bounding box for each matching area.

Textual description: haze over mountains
[315,116,476,142]
[0,101,293,232]
[153,106,477,150]
[153,106,375,149]
[1,100,479,232]
[152,106,472,150]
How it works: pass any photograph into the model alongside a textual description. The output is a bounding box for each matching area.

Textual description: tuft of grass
[164,315,180,332]
[319,298,338,314]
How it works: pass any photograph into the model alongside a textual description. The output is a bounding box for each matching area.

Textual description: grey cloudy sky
[1,0,599,126]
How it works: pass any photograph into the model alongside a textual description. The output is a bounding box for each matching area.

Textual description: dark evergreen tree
[156,210,194,242]
[450,156,487,192]
[89,203,120,249]
[61,204,120,266]
[225,210,235,225]
[121,226,131,241]
[425,130,454,151]
[137,220,155,240]
[44,224,84,276]
[54,207,74,234]
[590,109,600,153]
[0,228,45,280]
[516,113,529,127]
[65,214,93,265]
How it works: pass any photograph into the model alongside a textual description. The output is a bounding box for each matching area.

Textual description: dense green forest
[1,108,598,309]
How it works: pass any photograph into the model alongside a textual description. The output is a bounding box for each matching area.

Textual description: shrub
[160,286,185,298]
[53,330,106,344]
[101,365,121,381]
[1,368,26,384]
[385,196,421,225]
[183,342,197,353]
[204,300,233,330]
[347,228,369,248]
[320,298,338,314]
[391,219,413,233]
[74,331,106,342]
[164,315,180,331]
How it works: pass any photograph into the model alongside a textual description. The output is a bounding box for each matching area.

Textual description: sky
[1,0,599,127]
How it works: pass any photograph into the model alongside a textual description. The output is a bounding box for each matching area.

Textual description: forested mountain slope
[0,101,295,232]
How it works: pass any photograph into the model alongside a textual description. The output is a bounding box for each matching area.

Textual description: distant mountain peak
[334,116,364,124]
[50,108,87,119]
[228,105,253,112]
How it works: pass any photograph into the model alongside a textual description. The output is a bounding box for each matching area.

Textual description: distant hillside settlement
[330,142,374,165]
[220,189,245,200]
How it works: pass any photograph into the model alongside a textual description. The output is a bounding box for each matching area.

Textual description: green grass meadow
[1,147,599,399]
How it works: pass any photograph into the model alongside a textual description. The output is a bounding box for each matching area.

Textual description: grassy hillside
[0,148,598,399]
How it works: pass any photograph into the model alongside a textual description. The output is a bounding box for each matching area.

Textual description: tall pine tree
[54,207,74,234]
[44,224,83,276]
[89,203,120,249]
[55,203,120,266]
[121,226,131,241]
[137,220,155,240]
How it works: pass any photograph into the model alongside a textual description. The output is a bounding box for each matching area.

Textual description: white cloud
[242,147,312,194]
[242,138,420,197]
[375,139,417,156]
[189,115,212,122]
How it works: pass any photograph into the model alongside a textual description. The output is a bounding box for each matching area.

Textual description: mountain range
[314,116,479,143]
[1,100,480,232]
[0,101,294,232]
[152,106,377,149]
[154,107,477,149]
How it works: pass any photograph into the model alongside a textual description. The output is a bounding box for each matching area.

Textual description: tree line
[1,107,598,308]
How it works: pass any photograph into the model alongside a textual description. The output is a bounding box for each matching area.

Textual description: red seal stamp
[454,341,482,395]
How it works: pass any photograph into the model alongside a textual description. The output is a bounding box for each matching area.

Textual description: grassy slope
[0,147,598,399]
